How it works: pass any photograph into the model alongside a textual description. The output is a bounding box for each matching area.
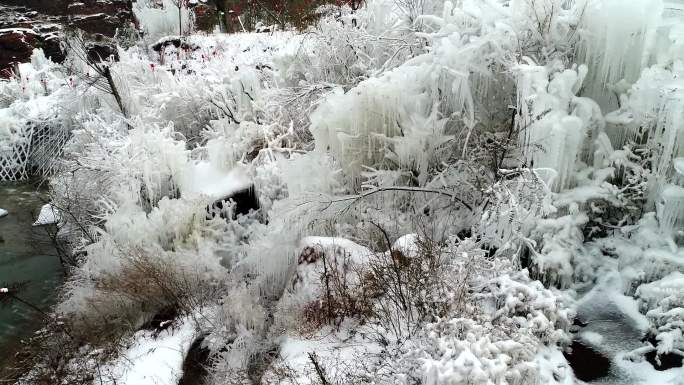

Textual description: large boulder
[0,28,65,77]
[0,0,135,76]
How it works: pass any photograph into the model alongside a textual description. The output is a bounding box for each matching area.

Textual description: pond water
[0,182,62,358]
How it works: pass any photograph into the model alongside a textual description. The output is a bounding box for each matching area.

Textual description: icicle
[515,64,590,191]
[657,184,684,233]
[576,0,664,111]
[673,157,684,186]
[605,63,684,172]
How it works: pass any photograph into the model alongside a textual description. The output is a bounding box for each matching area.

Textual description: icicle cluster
[515,63,603,191]
[576,0,664,110]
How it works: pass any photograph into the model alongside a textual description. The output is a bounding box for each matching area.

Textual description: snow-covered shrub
[636,272,684,360]
[304,0,590,194]
[365,267,572,385]
[204,283,271,384]
[263,234,572,385]
[56,196,228,339]
[398,318,541,385]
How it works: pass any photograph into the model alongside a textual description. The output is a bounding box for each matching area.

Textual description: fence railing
[0,124,68,181]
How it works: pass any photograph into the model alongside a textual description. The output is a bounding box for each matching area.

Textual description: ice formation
[577,0,665,110]
[657,184,684,233]
[133,0,195,41]
[515,64,601,191]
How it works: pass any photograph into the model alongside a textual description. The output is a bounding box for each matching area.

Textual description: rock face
[1,1,134,36]
[0,28,64,76]
[0,0,216,77]
[0,0,134,77]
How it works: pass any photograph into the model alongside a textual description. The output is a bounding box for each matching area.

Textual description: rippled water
[0,182,62,356]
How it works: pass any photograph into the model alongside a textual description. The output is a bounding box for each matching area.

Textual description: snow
[266,321,382,385]
[578,272,651,335]
[98,319,196,385]
[299,236,375,264]
[580,331,605,345]
[534,348,574,385]
[181,161,251,200]
[614,352,684,385]
[392,233,420,258]
[0,208,7,218]
[32,203,60,226]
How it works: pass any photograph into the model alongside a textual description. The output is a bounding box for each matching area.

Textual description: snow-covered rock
[0,207,7,218]
[392,233,420,258]
[32,203,60,226]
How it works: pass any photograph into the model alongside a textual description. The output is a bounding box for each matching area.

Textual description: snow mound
[98,319,196,385]
[32,203,60,226]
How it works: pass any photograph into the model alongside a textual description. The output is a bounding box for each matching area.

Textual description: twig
[330,186,473,211]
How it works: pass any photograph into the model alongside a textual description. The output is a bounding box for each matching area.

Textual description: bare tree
[62,32,128,120]
[171,0,189,35]
[393,0,425,23]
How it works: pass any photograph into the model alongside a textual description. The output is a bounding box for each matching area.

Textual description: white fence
[0,124,68,181]
[0,129,32,181]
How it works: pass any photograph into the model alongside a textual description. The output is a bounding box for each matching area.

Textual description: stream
[0,182,62,360]
[567,273,684,384]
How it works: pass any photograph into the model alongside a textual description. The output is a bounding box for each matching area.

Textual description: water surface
[0,182,62,356]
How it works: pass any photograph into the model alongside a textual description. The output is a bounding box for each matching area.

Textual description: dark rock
[178,334,211,385]
[151,36,198,53]
[72,13,124,37]
[563,340,611,382]
[645,349,683,371]
[87,43,118,62]
[0,29,66,77]
[0,29,38,60]
[573,318,589,328]
[643,335,684,371]
[206,186,261,221]
[152,36,184,52]
[141,304,179,334]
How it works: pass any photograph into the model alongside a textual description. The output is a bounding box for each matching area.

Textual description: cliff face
[0,0,135,76]
[1,0,132,18]
[0,0,135,36]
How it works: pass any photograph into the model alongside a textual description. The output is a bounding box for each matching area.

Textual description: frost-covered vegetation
[2,0,684,384]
